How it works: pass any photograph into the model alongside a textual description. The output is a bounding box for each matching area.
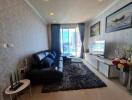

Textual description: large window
[60,26,81,57]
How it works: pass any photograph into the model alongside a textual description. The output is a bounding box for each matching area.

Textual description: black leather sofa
[27,50,63,84]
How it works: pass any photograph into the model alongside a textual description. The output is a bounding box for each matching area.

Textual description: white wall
[0,0,48,99]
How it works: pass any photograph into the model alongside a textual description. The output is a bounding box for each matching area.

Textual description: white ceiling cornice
[24,0,48,25]
[95,0,120,18]
[87,0,120,24]
[25,0,116,24]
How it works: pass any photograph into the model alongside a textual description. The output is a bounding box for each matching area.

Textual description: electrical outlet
[7,43,14,48]
[20,69,24,73]
[3,43,8,48]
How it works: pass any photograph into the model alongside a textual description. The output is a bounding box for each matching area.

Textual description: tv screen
[89,40,105,55]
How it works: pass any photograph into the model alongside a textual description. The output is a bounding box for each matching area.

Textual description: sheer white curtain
[60,24,81,57]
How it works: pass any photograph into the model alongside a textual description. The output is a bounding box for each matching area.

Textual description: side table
[5,79,32,100]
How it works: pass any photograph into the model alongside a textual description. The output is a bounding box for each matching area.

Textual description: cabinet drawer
[99,62,109,77]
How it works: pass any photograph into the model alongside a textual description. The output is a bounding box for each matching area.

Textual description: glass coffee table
[71,58,82,67]
[71,58,82,62]
[64,56,76,63]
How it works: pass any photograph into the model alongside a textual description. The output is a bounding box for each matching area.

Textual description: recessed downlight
[49,12,54,16]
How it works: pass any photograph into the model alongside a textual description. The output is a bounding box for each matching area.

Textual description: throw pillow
[51,51,56,57]
[48,53,55,60]
[40,57,54,69]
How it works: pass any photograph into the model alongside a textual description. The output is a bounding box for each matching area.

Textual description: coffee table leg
[29,85,32,96]
[78,63,80,67]
[10,94,12,100]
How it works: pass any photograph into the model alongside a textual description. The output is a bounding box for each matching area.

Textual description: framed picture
[90,22,100,37]
[106,2,132,33]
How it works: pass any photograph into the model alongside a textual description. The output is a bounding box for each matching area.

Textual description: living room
[0,0,132,100]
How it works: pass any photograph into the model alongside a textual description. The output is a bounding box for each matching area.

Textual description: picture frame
[90,22,100,37]
[105,2,132,33]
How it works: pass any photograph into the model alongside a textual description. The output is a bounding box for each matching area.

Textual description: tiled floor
[19,60,132,100]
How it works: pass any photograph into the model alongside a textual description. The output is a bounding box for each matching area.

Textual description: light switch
[0,43,14,48]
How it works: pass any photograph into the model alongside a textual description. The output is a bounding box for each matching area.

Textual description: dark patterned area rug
[42,62,107,93]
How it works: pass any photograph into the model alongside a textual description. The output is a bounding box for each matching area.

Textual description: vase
[127,68,132,94]
[119,68,129,86]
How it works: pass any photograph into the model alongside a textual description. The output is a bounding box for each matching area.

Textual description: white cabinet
[85,53,98,69]
[85,53,119,78]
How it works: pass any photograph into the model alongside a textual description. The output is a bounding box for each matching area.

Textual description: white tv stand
[84,53,119,78]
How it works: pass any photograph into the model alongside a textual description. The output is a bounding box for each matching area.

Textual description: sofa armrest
[58,60,63,72]
[59,56,63,61]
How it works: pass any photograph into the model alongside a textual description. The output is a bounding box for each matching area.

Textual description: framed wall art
[90,22,100,37]
[106,2,132,33]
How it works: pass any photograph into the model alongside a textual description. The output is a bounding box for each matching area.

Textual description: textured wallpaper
[85,0,132,58]
[0,0,48,100]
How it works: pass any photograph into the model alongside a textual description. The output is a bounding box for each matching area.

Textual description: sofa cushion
[40,56,54,69]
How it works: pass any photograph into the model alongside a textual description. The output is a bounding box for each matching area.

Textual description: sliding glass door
[60,26,81,57]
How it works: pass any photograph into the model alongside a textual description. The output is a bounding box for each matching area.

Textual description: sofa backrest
[33,51,45,62]
[32,50,56,67]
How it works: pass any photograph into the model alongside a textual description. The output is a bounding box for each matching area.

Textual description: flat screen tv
[89,40,105,56]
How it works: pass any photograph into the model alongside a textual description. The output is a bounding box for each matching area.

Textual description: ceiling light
[49,12,54,16]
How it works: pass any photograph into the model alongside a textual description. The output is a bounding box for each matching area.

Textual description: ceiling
[27,0,115,24]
